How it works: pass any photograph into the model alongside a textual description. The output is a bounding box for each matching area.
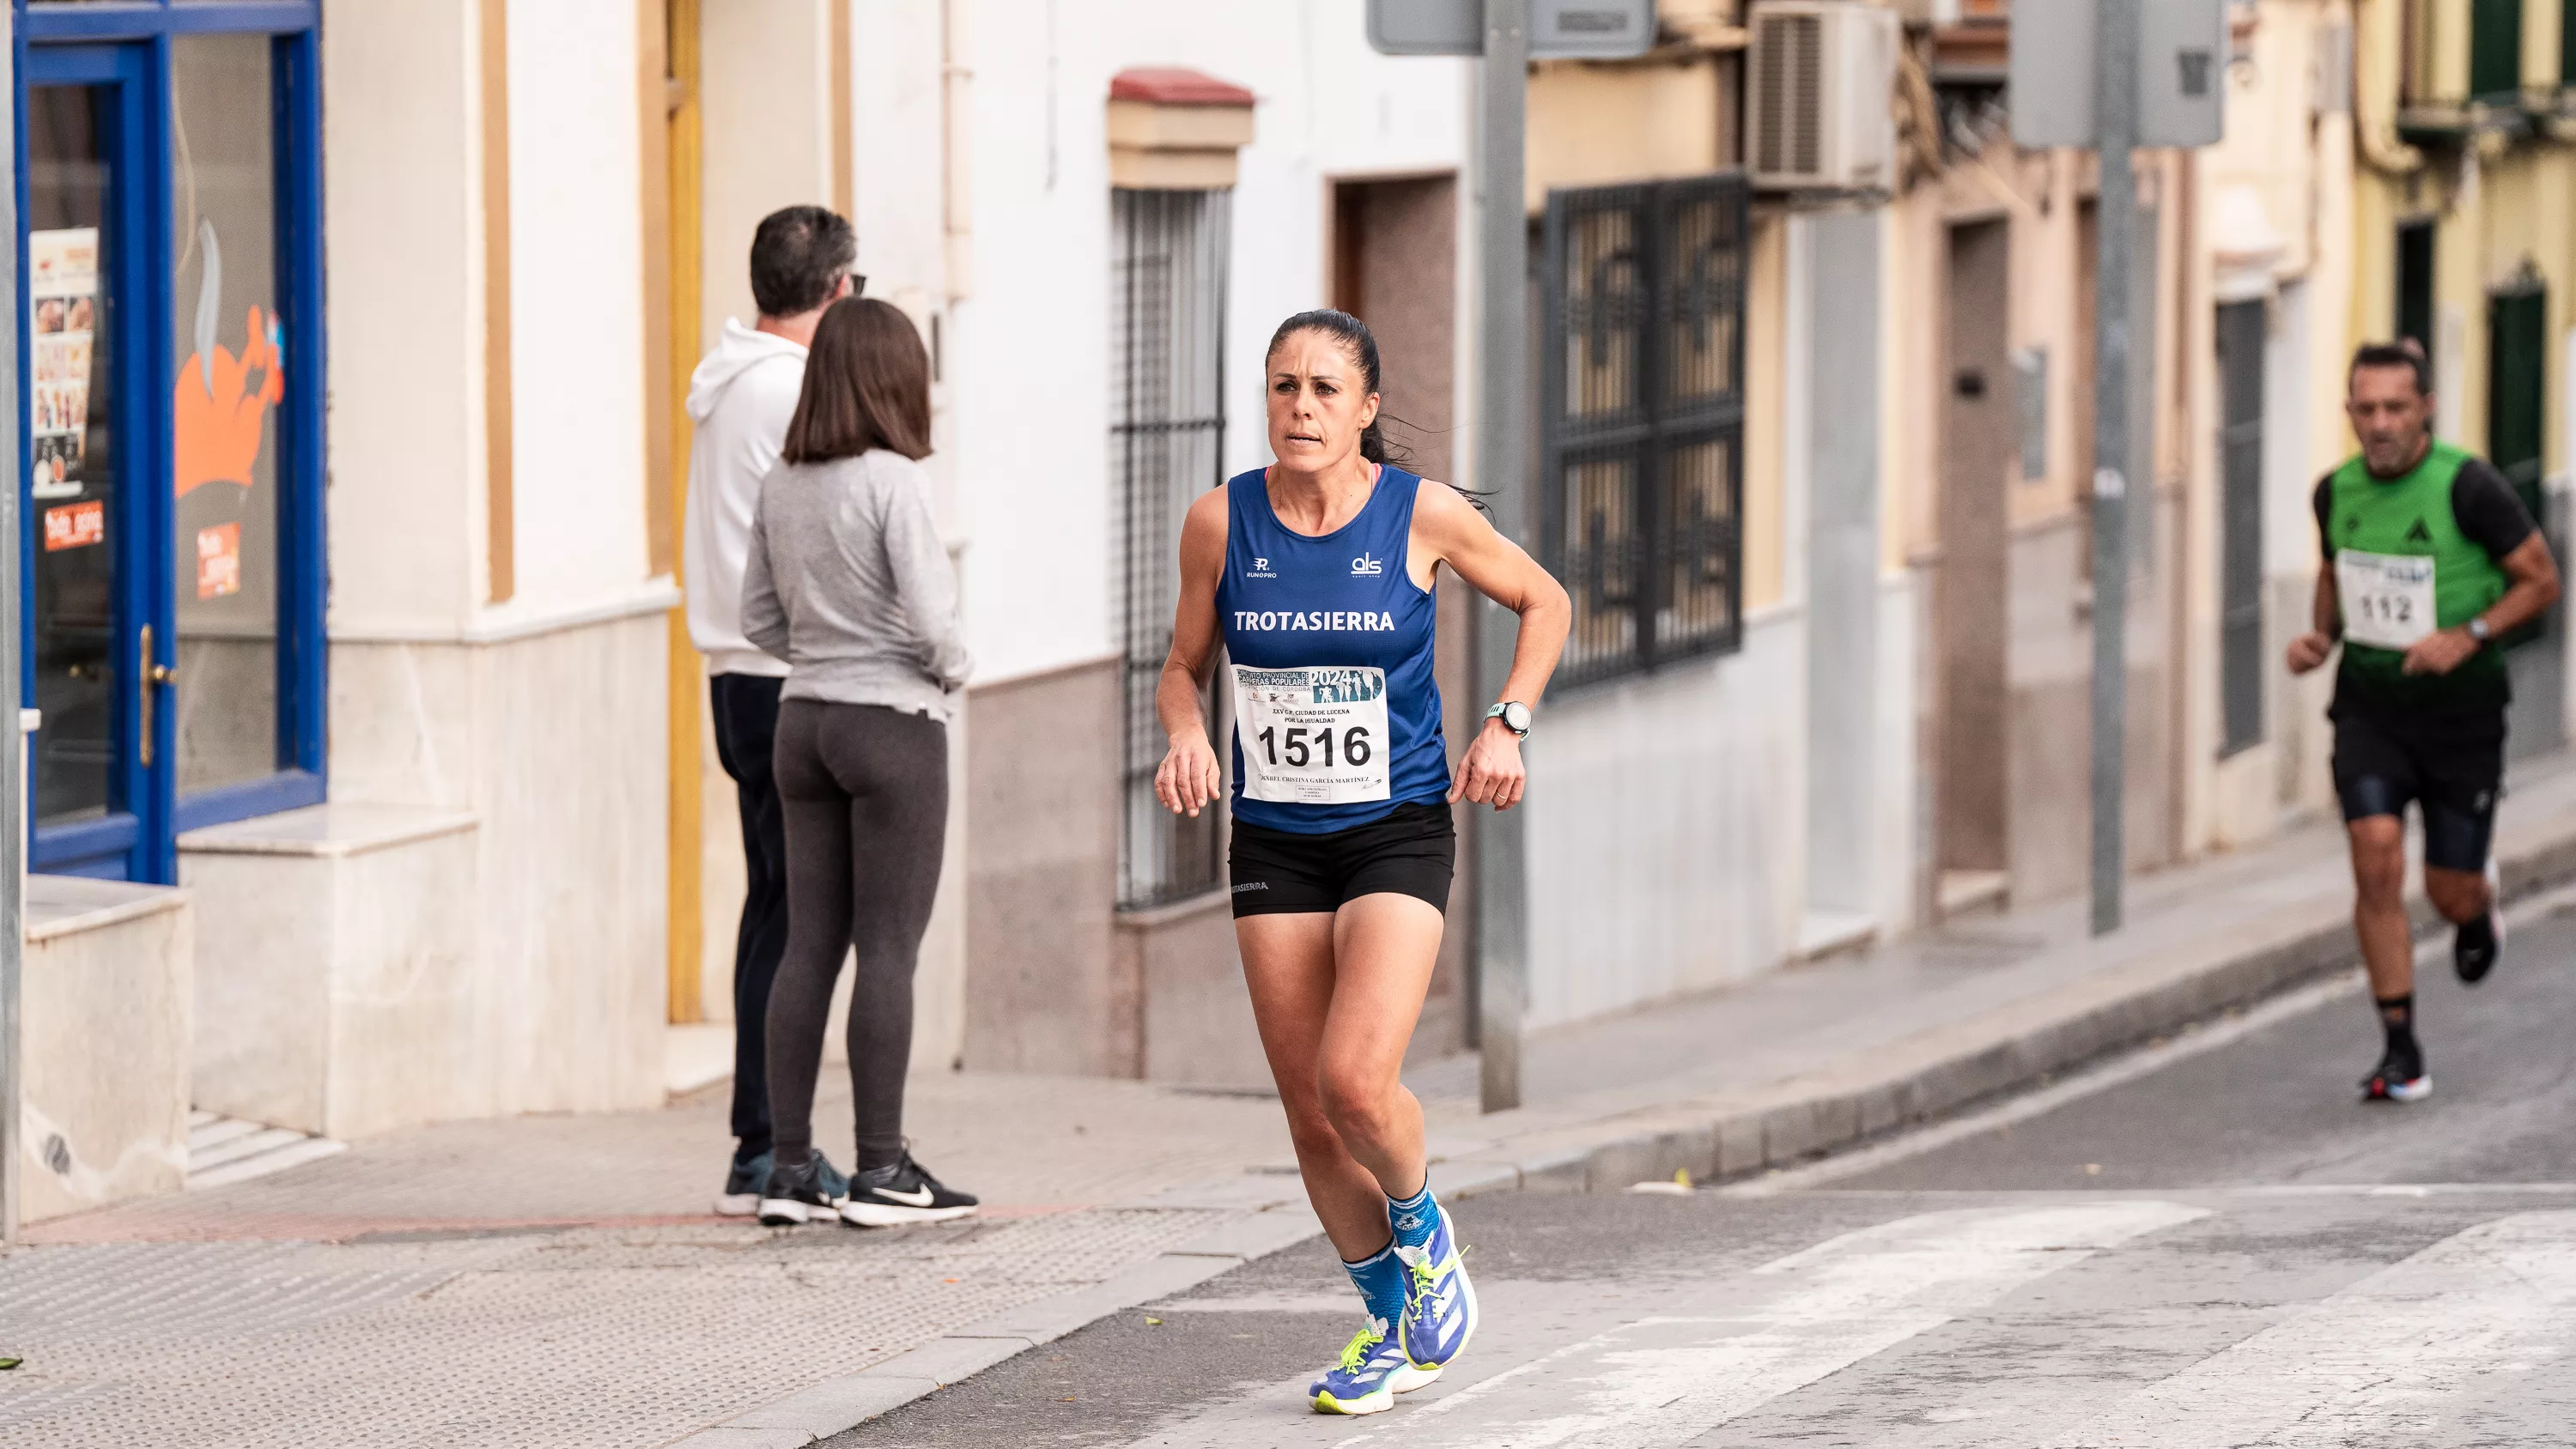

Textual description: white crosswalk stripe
[2055,1209,2576,1448]
[1347,1201,2206,1449]
[1119,1202,2204,1449]
[1110,1201,2576,1448]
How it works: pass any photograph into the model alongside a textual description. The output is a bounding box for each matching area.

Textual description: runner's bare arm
[2287,569,2336,674]
[1155,488,1231,817]
[1413,480,1572,810]
[2483,532,2561,636]
[2403,532,2564,676]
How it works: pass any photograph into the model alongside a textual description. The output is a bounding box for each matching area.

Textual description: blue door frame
[15,4,325,882]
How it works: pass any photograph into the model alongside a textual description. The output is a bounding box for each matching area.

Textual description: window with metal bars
[1111,188,1230,909]
[1539,174,1750,688]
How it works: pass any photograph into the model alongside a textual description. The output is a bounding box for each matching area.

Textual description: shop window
[1539,174,1749,688]
[2471,0,2524,102]
[1109,186,1230,909]
[18,3,325,882]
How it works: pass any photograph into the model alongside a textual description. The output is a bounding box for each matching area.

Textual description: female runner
[1155,309,1571,1415]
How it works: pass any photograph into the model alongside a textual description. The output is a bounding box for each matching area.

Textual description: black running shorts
[1228,801,1455,918]
[2330,709,2505,874]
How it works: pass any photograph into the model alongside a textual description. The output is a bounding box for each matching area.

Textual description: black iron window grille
[1112,187,1230,909]
[1540,173,1751,688]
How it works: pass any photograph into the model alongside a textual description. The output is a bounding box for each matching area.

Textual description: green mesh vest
[2327,440,2511,713]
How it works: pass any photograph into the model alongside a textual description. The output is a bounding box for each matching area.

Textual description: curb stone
[677,820,2576,1446]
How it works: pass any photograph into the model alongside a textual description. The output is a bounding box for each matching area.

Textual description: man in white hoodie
[683,204,857,1216]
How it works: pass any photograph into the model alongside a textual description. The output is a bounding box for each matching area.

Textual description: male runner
[2287,342,2560,1102]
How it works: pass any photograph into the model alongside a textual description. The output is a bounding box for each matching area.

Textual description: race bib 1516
[1230,664,1392,806]
[2336,549,2437,652]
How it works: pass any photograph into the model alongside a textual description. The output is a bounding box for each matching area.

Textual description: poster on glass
[29,227,99,500]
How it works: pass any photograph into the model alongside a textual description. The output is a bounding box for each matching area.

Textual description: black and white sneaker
[2360,1042,2432,1104]
[715,1149,772,1217]
[2455,860,2506,985]
[841,1153,979,1228]
[756,1152,850,1226]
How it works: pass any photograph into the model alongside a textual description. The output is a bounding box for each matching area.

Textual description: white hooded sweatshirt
[683,318,806,676]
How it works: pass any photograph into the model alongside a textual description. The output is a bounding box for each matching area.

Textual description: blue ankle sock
[1388,1183,1440,1253]
[1341,1240,1409,1327]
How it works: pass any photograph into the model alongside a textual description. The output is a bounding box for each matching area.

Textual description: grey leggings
[762,699,949,1173]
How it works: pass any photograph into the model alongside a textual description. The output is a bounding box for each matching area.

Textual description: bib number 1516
[1254,724,1373,771]
[1231,664,1393,806]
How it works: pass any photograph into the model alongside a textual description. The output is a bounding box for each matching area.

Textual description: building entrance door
[1933,219,2012,912]
[22,45,170,881]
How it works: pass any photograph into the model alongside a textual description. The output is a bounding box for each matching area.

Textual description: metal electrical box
[1368,0,1659,60]
[2010,0,2227,149]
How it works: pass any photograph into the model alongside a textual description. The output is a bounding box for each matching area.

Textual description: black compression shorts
[1228,801,1455,918]
[2330,710,2505,874]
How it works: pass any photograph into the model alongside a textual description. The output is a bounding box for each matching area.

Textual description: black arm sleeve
[2313,475,2336,563]
[2451,459,2540,562]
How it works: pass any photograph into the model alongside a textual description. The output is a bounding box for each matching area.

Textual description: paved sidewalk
[5,753,2573,1446]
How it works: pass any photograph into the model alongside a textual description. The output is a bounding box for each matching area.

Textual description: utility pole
[1475,0,1529,1113]
[2087,0,2138,937]
[1,4,24,1243]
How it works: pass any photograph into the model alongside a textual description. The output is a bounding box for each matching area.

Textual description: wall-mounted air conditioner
[1747,1,1902,193]
[1893,0,1961,25]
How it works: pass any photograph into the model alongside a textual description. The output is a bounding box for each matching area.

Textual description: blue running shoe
[1309,1319,1437,1415]
[1396,1204,1478,1372]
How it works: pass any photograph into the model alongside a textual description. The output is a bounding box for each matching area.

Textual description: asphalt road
[824,901,2576,1448]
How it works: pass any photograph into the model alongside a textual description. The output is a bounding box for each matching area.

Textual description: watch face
[1503,701,1532,733]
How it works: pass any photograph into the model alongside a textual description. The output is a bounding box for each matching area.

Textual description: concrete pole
[2089,0,2138,937]
[1476,0,1529,1113]
[1,6,24,1242]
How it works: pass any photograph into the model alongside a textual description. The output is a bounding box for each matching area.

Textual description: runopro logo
[1351,552,1384,576]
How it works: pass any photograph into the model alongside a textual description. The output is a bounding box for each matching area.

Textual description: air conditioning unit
[1747,2,1902,192]
[1892,0,1961,24]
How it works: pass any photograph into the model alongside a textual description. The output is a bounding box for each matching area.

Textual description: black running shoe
[756,1151,850,1225]
[715,1149,771,1217]
[841,1153,979,1228]
[2360,1042,2432,1104]
[2455,862,2506,985]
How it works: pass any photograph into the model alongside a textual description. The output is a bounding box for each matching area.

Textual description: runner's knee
[2348,820,2406,904]
[2425,868,2488,923]
[1317,1069,1398,1148]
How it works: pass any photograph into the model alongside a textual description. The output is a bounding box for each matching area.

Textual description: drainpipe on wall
[2351,0,2425,176]
[943,0,975,300]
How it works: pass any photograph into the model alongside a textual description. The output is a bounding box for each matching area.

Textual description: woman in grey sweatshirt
[738,297,977,1228]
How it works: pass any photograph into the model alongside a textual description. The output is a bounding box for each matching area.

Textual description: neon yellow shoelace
[1337,1322,1386,1372]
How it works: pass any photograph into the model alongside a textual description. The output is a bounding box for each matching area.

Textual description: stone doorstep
[673,807,2576,1446]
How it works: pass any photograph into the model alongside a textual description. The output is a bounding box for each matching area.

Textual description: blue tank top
[1217,465,1448,834]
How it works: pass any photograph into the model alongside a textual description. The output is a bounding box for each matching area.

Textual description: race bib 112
[1230,664,1392,806]
[2336,549,2437,652]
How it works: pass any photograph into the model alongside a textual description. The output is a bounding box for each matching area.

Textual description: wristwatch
[2468,615,2494,645]
[1485,701,1533,739]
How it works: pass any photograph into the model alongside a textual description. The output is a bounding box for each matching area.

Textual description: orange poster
[43,500,104,552]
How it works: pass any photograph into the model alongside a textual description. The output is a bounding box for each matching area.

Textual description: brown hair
[781,297,933,464]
